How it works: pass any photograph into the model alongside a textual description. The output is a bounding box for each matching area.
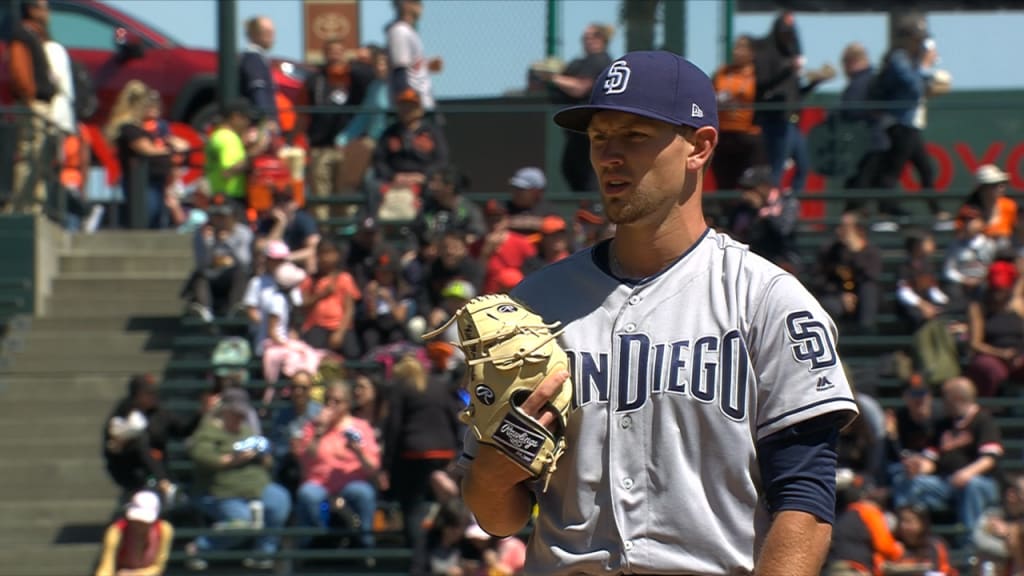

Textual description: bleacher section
[119,189,1024,573]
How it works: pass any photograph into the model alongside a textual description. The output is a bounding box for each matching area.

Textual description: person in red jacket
[473,200,536,294]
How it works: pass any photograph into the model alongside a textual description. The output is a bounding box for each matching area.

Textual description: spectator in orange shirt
[474,200,536,294]
[294,380,381,549]
[963,164,1018,250]
[300,241,362,359]
[712,35,764,191]
[825,481,903,576]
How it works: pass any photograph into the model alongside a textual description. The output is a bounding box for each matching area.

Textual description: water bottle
[979,561,996,576]
[249,500,264,529]
[319,500,331,527]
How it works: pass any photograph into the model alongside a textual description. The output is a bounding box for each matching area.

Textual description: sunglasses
[325,396,346,405]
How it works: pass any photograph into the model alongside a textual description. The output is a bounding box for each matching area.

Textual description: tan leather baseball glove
[423,294,573,491]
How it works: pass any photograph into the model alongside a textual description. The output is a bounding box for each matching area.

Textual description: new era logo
[691,103,704,118]
[816,377,835,392]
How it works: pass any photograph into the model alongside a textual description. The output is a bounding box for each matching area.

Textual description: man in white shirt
[387,0,442,111]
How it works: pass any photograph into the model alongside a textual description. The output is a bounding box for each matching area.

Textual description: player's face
[588,111,694,225]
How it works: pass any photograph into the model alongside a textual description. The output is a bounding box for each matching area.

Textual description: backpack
[70,60,98,121]
[211,336,253,382]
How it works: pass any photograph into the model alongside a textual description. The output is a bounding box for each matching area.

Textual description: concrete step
[0,544,102,575]
[4,352,171,374]
[0,457,115,500]
[60,254,192,275]
[5,331,173,356]
[72,231,191,253]
[0,499,117,546]
[0,436,104,461]
[0,416,102,442]
[51,276,186,298]
[44,296,185,317]
[0,397,120,420]
[22,316,182,332]
[0,374,144,401]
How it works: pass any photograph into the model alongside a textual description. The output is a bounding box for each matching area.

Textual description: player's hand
[519,369,570,432]
[429,56,444,73]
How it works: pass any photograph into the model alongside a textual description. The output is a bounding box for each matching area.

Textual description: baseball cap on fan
[553,50,719,133]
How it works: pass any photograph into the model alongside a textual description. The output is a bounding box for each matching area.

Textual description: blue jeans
[891,472,999,539]
[194,482,292,554]
[761,118,809,193]
[146,182,168,229]
[295,480,376,548]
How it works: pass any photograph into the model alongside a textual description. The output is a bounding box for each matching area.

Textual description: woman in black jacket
[103,374,201,502]
[382,350,464,576]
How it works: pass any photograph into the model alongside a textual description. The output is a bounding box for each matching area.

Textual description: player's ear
[686,126,718,172]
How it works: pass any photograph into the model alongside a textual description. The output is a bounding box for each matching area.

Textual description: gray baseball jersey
[459,229,858,575]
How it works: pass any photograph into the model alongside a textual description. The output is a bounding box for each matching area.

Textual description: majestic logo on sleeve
[603,61,631,94]
[786,311,838,371]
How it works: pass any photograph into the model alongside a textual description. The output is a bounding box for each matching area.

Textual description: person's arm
[288,216,321,271]
[896,281,924,308]
[93,524,121,576]
[952,414,1002,487]
[943,250,967,285]
[754,415,844,576]
[968,301,1013,358]
[128,136,170,158]
[548,74,595,100]
[266,314,288,345]
[240,53,277,119]
[333,289,356,340]
[755,511,832,576]
[9,39,35,103]
[857,501,905,561]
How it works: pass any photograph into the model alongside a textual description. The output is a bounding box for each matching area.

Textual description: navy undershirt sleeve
[756,412,842,525]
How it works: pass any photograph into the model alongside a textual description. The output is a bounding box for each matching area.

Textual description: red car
[0,0,311,129]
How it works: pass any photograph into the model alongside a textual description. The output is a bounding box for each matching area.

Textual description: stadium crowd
[0,0,1010,573]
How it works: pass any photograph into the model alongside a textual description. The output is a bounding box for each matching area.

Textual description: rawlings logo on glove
[423,294,574,492]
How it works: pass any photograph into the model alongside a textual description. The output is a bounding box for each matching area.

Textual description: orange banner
[303,0,360,65]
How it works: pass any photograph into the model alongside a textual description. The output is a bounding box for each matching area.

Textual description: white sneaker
[83,205,104,234]
[870,220,900,233]
[190,303,214,323]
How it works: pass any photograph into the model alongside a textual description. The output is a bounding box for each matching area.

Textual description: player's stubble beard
[601,179,687,226]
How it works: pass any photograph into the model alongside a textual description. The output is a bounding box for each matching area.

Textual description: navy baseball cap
[553,51,718,134]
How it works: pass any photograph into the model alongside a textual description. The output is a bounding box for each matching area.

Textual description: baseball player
[458,51,860,575]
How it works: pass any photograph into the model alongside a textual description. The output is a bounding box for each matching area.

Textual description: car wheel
[188,102,220,134]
